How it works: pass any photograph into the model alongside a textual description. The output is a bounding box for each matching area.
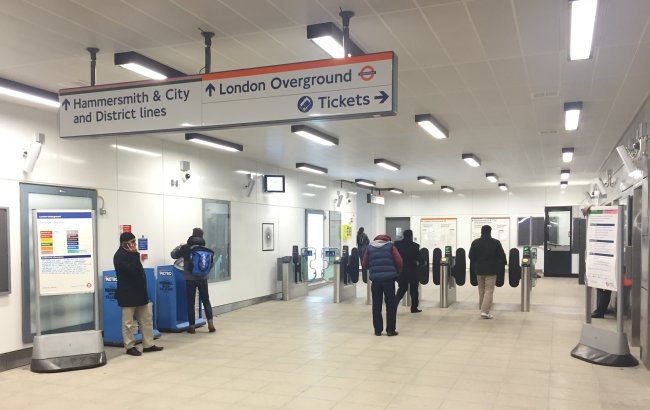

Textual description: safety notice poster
[34,210,95,296]
[585,206,619,291]
[471,217,510,253]
[420,218,457,251]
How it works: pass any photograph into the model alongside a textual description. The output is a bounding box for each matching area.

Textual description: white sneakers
[480,312,494,319]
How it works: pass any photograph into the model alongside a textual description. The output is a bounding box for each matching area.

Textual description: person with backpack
[171,228,216,334]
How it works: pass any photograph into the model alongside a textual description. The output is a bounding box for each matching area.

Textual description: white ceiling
[2,0,650,192]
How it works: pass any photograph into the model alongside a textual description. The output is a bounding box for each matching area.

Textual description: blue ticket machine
[102,269,160,346]
[156,265,205,332]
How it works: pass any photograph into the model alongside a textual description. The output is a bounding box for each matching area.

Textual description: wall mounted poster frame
[262,223,274,251]
[420,218,457,251]
[471,217,510,252]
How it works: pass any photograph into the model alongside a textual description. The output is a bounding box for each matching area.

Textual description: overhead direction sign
[58,52,397,138]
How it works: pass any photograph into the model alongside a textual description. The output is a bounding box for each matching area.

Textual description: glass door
[305,209,325,282]
[544,206,572,277]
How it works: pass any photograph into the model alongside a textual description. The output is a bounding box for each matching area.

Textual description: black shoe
[387,331,398,337]
[126,347,142,356]
[143,345,164,353]
[374,331,382,336]
[411,308,422,313]
[591,312,605,318]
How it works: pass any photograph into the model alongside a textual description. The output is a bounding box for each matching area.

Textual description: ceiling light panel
[415,114,448,139]
[296,162,328,174]
[291,125,339,146]
[569,0,598,61]
[0,77,60,108]
[417,176,435,185]
[185,133,243,152]
[486,173,498,183]
[462,153,481,167]
[114,51,186,80]
[564,102,582,131]
[355,178,376,187]
[562,147,574,163]
[441,186,454,193]
[374,158,400,171]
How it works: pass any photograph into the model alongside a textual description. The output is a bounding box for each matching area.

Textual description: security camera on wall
[23,133,44,174]
[244,174,256,197]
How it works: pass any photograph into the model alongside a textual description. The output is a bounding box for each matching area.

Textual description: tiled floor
[2,276,650,409]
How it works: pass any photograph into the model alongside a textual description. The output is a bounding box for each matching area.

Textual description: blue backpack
[188,247,214,277]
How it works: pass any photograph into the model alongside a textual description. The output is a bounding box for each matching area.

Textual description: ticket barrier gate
[323,247,338,281]
[333,249,356,303]
[156,265,205,332]
[301,247,318,281]
[102,268,161,346]
[521,246,534,312]
[277,253,308,301]
[440,246,457,308]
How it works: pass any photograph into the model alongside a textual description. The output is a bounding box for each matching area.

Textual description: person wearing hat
[113,232,163,356]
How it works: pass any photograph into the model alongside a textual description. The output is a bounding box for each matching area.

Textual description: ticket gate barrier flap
[301,247,317,281]
[156,265,205,332]
[322,247,339,282]
[333,261,356,303]
[278,257,308,301]
[432,248,442,285]
[452,248,467,285]
[418,247,430,285]
[440,251,457,308]
[347,247,360,283]
[508,248,522,287]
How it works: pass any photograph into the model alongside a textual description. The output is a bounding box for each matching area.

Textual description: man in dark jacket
[468,225,507,319]
[357,227,370,279]
[113,232,163,356]
[362,234,403,336]
[170,228,216,334]
[394,230,425,313]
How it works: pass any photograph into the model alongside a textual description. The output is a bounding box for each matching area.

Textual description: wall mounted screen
[263,175,285,192]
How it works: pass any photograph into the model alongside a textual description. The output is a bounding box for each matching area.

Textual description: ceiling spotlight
[560,181,568,190]
[185,133,243,152]
[562,147,574,163]
[355,179,376,187]
[114,51,185,80]
[462,153,481,167]
[0,77,60,108]
[561,169,571,180]
[374,158,400,171]
[296,162,328,174]
[389,188,404,194]
[499,183,508,191]
[307,183,327,189]
[417,176,435,185]
[569,0,598,61]
[291,125,339,146]
[441,186,454,193]
[486,173,498,183]
[415,114,449,139]
[306,22,363,58]
[564,102,583,131]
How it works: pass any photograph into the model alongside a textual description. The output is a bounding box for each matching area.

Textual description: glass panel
[306,211,324,281]
[202,200,230,282]
[546,210,571,251]
[329,211,341,250]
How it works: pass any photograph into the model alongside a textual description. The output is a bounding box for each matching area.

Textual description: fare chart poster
[34,210,95,296]
[471,217,510,253]
[420,218,457,251]
[585,206,619,291]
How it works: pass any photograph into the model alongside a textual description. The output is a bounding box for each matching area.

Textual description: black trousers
[593,289,612,316]
[371,279,397,333]
[395,279,419,311]
[186,279,213,325]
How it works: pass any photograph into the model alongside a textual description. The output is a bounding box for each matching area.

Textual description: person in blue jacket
[362,234,403,336]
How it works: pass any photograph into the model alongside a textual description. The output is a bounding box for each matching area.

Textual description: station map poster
[471,217,510,252]
[585,206,619,291]
[34,210,95,296]
[420,218,457,251]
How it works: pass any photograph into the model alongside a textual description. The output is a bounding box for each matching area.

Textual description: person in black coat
[113,232,163,356]
[468,225,507,319]
[394,230,425,313]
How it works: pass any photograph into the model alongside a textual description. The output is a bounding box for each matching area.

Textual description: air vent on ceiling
[539,130,558,135]
[531,90,559,99]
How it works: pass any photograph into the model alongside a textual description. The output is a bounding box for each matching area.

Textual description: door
[385,217,410,241]
[544,206,572,277]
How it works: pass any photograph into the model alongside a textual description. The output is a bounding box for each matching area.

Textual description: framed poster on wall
[420,218,457,251]
[471,217,510,252]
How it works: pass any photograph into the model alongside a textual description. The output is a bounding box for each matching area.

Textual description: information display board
[420,218,457,250]
[34,210,95,296]
[585,206,620,291]
[471,217,510,252]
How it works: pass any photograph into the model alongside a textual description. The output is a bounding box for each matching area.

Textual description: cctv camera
[182,172,191,182]
[346,198,351,204]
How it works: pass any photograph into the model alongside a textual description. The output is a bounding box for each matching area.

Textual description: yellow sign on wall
[342,224,352,240]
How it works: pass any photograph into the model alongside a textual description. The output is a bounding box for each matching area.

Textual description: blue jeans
[371,279,397,333]
[186,279,213,325]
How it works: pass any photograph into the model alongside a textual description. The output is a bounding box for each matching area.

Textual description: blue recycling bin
[102,268,160,346]
[156,265,205,332]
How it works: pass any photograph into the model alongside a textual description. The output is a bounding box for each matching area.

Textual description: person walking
[357,227,370,280]
[113,232,163,356]
[394,229,425,313]
[362,234,403,336]
[469,225,507,319]
[171,228,216,334]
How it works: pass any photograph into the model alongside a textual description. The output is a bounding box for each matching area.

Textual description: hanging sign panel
[471,217,510,252]
[585,206,620,291]
[59,52,396,138]
[34,210,95,296]
[420,218,457,251]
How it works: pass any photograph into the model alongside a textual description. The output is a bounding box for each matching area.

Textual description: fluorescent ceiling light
[486,173,498,183]
[418,176,435,185]
[291,125,339,146]
[307,183,327,189]
[564,102,582,131]
[355,178,376,187]
[296,162,328,174]
[499,183,508,191]
[562,147,574,163]
[347,191,357,195]
[114,51,185,80]
[415,114,448,139]
[374,158,400,171]
[306,22,364,58]
[560,181,568,190]
[569,0,598,61]
[111,144,161,157]
[441,186,454,193]
[236,170,264,177]
[462,153,481,167]
[185,133,243,152]
[303,193,316,197]
[389,188,404,194]
[561,169,570,180]
[0,77,60,108]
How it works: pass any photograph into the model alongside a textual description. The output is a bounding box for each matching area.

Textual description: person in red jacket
[362,234,403,336]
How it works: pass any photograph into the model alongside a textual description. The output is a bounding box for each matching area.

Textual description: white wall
[0,99,343,355]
